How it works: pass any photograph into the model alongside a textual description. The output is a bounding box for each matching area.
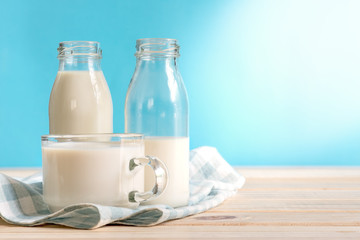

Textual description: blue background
[1,0,360,167]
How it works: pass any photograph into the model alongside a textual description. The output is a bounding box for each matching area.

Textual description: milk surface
[42,142,144,211]
[144,137,189,207]
[49,71,113,134]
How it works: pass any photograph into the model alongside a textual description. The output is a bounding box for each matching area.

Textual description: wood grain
[0,167,359,239]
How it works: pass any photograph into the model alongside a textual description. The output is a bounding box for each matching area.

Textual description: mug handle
[128,156,168,203]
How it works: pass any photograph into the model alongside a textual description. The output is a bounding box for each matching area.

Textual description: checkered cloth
[0,146,245,229]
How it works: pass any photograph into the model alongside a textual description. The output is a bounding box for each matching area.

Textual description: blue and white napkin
[0,146,245,229]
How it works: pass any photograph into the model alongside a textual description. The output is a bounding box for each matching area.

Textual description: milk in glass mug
[41,134,168,211]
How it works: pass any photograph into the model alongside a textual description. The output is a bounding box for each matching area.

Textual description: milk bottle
[125,38,189,207]
[49,41,113,134]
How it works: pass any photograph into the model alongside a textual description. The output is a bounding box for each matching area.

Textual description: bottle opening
[135,38,180,58]
[57,41,102,59]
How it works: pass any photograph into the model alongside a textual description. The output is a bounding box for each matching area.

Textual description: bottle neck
[58,57,102,71]
[136,56,178,69]
[57,41,102,71]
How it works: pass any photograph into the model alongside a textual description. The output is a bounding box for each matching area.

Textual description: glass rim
[57,41,102,59]
[41,133,144,141]
[59,40,100,45]
[136,38,177,42]
[135,38,180,58]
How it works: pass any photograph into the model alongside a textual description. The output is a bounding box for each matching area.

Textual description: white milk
[144,137,189,207]
[49,71,113,134]
[42,142,144,211]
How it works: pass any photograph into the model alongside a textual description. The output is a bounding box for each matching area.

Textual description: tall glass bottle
[125,38,189,207]
[49,41,113,134]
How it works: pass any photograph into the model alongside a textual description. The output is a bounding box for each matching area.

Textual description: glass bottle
[49,41,113,134]
[125,38,189,207]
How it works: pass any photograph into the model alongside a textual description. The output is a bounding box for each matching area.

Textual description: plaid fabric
[0,146,245,229]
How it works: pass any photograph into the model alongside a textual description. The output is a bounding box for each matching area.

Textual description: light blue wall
[1,0,360,166]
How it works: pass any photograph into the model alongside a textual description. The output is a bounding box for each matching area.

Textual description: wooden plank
[0,224,359,239]
[238,167,360,179]
[213,199,360,212]
[0,222,360,240]
[242,178,360,190]
[162,211,360,227]
[231,190,360,200]
[213,190,360,212]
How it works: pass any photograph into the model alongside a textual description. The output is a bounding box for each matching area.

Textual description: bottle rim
[135,38,180,58]
[57,41,102,59]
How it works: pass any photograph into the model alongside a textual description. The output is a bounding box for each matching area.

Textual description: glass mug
[41,134,168,211]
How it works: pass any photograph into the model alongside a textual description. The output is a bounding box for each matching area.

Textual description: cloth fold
[0,146,245,229]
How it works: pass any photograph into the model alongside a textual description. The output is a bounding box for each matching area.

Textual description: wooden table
[0,167,359,239]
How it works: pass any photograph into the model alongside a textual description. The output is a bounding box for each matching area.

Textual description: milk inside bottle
[49,41,113,134]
